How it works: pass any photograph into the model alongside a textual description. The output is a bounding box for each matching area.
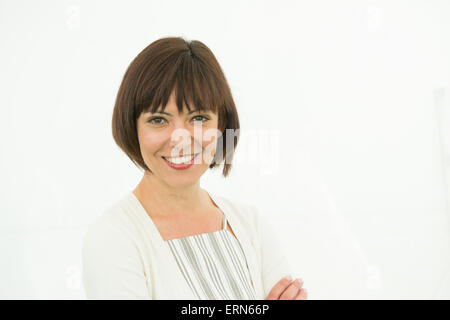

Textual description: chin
[162,166,205,185]
[164,175,200,188]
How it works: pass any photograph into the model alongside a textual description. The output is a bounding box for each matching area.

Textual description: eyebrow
[150,109,206,116]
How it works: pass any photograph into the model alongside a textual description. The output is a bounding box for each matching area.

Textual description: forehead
[142,85,219,118]
[156,98,189,113]
[152,103,208,114]
[155,92,215,114]
[145,104,213,117]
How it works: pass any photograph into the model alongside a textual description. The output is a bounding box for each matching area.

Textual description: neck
[133,171,207,218]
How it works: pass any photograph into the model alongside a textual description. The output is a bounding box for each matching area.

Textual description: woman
[82,37,307,300]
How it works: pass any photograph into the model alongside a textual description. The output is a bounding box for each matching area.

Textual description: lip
[162,153,200,170]
[162,153,198,159]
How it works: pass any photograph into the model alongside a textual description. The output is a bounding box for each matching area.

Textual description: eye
[148,117,167,125]
[192,115,210,122]
[147,115,210,126]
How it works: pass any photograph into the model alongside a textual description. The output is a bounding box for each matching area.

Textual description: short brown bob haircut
[112,37,240,177]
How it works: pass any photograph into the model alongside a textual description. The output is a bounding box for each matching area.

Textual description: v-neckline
[130,190,228,242]
[126,190,263,299]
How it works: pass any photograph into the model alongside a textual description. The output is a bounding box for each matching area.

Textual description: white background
[1,0,450,299]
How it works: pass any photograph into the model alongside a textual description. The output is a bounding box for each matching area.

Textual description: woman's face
[136,91,221,188]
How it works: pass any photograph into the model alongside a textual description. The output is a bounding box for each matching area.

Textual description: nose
[167,119,207,157]
[168,122,194,154]
[168,128,190,146]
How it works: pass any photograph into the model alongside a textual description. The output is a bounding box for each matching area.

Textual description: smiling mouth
[161,153,200,165]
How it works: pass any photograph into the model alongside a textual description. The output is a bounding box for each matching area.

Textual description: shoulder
[209,192,264,240]
[82,193,141,251]
[212,193,259,220]
[212,192,280,242]
[81,193,151,299]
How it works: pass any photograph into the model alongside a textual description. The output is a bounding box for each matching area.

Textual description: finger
[265,276,294,300]
[279,279,303,300]
[292,278,304,290]
[294,288,308,300]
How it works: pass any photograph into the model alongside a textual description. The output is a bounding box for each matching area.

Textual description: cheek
[139,129,166,154]
[199,126,221,154]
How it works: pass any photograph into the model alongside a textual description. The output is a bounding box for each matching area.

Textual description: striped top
[166,212,257,300]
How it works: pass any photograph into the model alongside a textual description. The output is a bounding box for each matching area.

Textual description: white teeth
[164,154,196,164]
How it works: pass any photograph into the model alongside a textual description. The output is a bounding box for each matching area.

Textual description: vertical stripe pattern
[166,214,257,300]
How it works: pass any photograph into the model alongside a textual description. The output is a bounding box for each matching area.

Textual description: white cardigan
[82,191,293,299]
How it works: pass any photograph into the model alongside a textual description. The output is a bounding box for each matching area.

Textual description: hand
[265,276,308,300]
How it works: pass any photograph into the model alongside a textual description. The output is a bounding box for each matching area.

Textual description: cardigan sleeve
[81,216,151,300]
[253,206,294,299]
